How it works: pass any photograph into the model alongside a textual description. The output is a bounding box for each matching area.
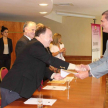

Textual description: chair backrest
[0,67,8,81]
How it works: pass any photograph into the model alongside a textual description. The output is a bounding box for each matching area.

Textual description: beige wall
[35,16,102,56]
[3,15,102,56]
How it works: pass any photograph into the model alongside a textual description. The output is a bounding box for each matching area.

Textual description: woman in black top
[0,26,13,70]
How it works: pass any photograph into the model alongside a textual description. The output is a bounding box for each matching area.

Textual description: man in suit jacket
[0,25,77,108]
[15,21,36,57]
[75,10,108,79]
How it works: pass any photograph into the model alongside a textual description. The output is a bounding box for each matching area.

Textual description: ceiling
[0,0,108,22]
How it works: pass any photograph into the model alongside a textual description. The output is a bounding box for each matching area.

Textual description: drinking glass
[37,94,43,108]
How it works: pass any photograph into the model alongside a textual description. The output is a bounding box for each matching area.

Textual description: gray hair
[23,21,36,32]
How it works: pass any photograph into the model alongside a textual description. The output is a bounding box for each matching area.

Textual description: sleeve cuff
[51,73,56,79]
[88,65,95,77]
[67,63,76,70]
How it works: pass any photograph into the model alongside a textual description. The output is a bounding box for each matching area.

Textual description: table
[4,75,106,108]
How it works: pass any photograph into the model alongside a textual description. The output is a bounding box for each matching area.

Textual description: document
[61,69,78,78]
[43,85,67,90]
[24,98,57,106]
[48,77,74,84]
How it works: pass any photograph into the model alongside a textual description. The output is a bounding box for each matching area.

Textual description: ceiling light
[39,3,48,6]
[56,11,95,18]
[39,12,47,14]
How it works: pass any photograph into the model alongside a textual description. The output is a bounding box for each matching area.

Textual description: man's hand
[74,71,89,79]
[75,64,90,72]
[53,73,64,80]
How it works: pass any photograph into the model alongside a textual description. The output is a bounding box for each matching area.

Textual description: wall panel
[65,55,92,64]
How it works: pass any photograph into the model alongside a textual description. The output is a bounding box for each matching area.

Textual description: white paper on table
[52,76,74,82]
[24,98,57,106]
[43,85,66,90]
[60,69,78,78]
[60,69,70,78]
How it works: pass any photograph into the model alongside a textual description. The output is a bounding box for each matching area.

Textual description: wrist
[88,70,92,77]
[51,73,56,79]
[87,65,90,70]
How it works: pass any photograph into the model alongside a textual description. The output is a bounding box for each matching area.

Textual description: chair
[0,67,8,81]
[0,67,8,107]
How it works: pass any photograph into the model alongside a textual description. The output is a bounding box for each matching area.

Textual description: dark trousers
[1,88,21,108]
[0,54,11,70]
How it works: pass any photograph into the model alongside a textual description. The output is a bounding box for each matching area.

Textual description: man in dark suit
[0,25,77,108]
[15,21,36,57]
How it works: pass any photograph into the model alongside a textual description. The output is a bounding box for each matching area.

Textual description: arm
[52,51,60,56]
[50,45,59,56]
[89,58,108,78]
[62,48,66,56]
[50,44,65,57]
[87,56,108,78]
[7,38,13,53]
[30,43,76,70]
[45,67,64,80]
[9,39,13,53]
[89,56,108,69]
[51,48,66,56]
[75,56,108,79]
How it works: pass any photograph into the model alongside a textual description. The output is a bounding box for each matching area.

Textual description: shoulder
[28,38,43,48]
[18,36,27,41]
[0,37,3,41]
[17,36,29,44]
[29,39,45,54]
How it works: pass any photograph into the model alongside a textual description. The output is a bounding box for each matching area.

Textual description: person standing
[50,33,66,61]
[15,21,36,57]
[0,26,13,70]
[75,10,108,79]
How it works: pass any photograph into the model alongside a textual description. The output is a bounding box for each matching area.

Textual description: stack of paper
[43,85,66,90]
[48,77,74,84]
[24,98,57,106]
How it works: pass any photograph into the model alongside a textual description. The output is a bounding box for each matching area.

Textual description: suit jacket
[15,35,30,57]
[0,38,69,98]
[89,40,108,78]
[0,37,13,59]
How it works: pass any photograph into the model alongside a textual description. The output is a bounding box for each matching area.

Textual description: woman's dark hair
[1,26,8,35]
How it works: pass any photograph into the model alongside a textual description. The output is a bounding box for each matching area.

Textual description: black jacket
[15,35,30,57]
[0,37,13,59]
[0,38,69,98]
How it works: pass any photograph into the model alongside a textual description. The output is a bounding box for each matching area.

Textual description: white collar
[24,35,31,41]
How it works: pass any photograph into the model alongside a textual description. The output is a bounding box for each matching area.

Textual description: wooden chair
[0,67,8,81]
[0,67,8,107]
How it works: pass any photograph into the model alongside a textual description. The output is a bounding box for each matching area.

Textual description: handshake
[74,64,91,79]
